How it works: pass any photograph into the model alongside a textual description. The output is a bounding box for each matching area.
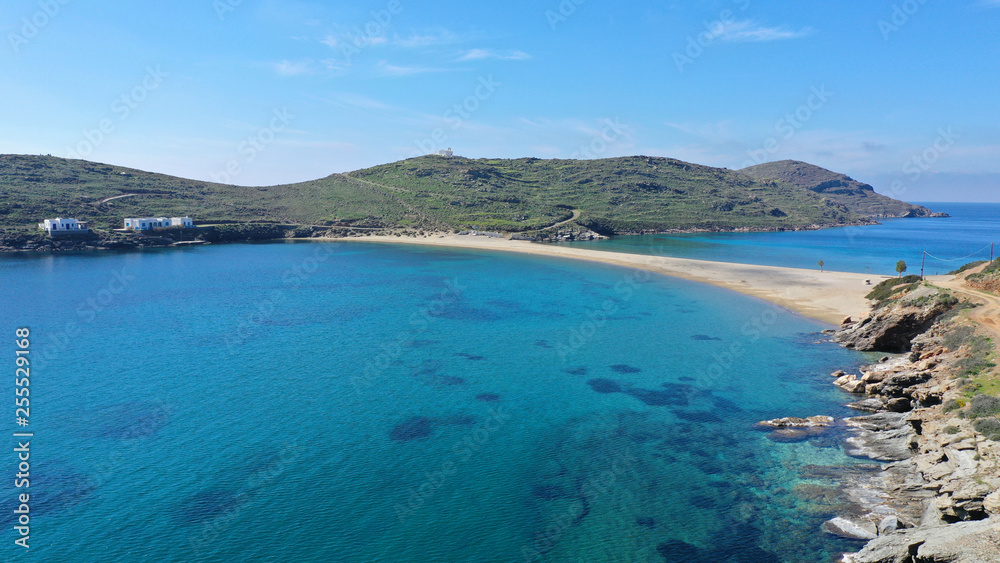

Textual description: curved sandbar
[344,233,875,325]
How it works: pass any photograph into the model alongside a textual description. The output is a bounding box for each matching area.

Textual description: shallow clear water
[555,202,1000,277]
[2,241,872,561]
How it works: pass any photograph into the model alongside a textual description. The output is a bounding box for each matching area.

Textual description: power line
[922,243,995,263]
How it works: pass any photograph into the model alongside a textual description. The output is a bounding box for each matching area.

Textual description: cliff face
[739,160,948,219]
[828,290,1000,563]
[836,297,957,353]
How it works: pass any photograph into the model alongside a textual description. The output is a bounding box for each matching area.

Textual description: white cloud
[713,20,814,42]
[375,61,446,76]
[272,59,315,76]
[323,93,400,112]
[458,49,531,61]
[393,30,459,48]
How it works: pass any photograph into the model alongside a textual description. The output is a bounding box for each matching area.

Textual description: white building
[435,148,454,157]
[38,218,89,234]
[124,217,194,230]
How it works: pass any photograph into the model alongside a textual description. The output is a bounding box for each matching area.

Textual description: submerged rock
[822,516,878,540]
[389,416,435,441]
[586,378,622,394]
[755,415,834,429]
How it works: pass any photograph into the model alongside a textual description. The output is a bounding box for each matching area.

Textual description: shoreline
[337,233,883,326]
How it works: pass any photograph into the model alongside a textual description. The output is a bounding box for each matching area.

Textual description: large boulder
[836,299,955,353]
[842,518,1000,563]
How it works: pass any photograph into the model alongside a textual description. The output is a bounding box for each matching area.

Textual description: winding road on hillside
[931,265,1000,351]
[97,193,139,205]
[543,209,581,230]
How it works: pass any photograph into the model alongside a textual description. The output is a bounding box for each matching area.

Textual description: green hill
[739,160,948,218]
[0,154,940,238]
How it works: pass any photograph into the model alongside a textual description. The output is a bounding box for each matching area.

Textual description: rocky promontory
[822,282,1000,562]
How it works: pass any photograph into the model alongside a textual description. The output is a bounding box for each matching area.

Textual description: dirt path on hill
[933,267,1000,343]
[542,209,581,230]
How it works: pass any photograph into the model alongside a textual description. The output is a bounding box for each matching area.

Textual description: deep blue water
[0,241,871,562]
[556,203,1000,277]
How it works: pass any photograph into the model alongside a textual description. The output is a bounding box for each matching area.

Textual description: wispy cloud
[393,31,459,48]
[713,20,814,42]
[375,61,447,76]
[458,49,531,61]
[272,59,316,76]
[320,33,387,49]
[323,93,401,112]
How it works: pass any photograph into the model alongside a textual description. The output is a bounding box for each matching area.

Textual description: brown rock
[887,398,912,412]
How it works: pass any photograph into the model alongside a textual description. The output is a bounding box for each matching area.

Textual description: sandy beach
[343,233,881,326]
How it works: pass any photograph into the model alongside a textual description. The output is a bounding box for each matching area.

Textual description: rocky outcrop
[835,298,956,353]
[828,292,1000,562]
[842,518,1000,563]
[755,415,836,442]
[843,413,917,462]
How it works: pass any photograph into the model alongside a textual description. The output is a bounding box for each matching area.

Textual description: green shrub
[866,275,923,302]
[943,399,966,413]
[967,394,1000,419]
[967,258,1000,281]
[973,417,1000,441]
[944,425,961,434]
[949,261,987,275]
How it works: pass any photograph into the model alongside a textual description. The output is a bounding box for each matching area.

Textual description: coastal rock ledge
[828,288,1000,562]
[841,518,1000,563]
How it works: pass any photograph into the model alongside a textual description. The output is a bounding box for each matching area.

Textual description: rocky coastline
[795,282,1000,562]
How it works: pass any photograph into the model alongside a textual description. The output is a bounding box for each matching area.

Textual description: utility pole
[921,251,926,280]
[991,242,994,262]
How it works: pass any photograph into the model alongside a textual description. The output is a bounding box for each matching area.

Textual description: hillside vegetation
[0,154,940,237]
[739,160,947,219]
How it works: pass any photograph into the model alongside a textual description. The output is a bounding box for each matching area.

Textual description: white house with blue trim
[38,218,89,234]
[124,217,194,230]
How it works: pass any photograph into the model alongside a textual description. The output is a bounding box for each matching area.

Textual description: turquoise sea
[556,203,1000,277]
[2,203,993,562]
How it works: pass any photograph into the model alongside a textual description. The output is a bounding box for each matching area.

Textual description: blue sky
[3,0,999,201]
